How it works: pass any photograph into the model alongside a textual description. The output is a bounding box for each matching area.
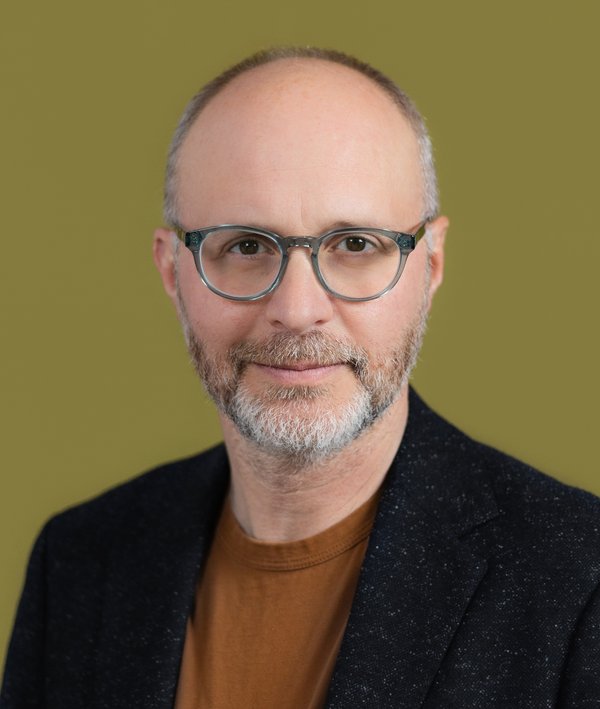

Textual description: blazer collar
[325,388,500,707]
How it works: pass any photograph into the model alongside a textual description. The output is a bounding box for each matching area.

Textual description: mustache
[228,332,369,372]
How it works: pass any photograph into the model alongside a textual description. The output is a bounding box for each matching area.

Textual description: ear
[425,215,449,309]
[153,227,178,302]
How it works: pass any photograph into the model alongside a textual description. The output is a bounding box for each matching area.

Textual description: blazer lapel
[90,449,229,709]
[326,390,499,708]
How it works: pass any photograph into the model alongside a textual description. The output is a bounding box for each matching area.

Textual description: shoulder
[41,444,229,558]
[475,436,600,570]
[406,389,600,577]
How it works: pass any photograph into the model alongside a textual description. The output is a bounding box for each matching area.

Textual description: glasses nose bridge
[280,235,317,252]
[276,235,324,291]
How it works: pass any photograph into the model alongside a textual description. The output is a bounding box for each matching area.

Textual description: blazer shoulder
[468,435,600,576]
[476,436,600,527]
[42,444,229,556]
[408,390,600,575]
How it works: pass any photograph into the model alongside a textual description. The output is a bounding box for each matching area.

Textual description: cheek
[337,274,428,359]
[178,275,263,351]
[187,302,254,351]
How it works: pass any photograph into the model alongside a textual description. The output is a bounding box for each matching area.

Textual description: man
[2,47,599,708]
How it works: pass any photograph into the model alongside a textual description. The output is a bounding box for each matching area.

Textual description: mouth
[249,361,346,384]
[257,361,340,371]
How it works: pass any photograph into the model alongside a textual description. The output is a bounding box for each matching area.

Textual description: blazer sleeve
[558,579,600,707]
[0,522,49,709]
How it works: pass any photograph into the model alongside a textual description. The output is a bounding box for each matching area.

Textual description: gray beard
[176,290,429,465]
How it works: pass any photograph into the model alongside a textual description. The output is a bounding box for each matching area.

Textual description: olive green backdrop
[1,0,598,668]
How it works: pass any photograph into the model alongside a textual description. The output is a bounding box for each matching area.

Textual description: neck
[219,386,410,542]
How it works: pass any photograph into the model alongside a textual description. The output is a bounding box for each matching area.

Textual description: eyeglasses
[173,222,427,302]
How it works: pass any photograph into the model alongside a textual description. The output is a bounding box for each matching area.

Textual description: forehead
[176,59,423,230]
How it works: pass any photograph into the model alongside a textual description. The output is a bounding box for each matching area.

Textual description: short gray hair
[163,46,439,228]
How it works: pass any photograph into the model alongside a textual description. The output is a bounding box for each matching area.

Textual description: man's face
[155,59,447,461]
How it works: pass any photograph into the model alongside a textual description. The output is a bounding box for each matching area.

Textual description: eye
[327,233,379,254]
[337,236,373,252]
[215,231,278,257]
[231,238,267,255]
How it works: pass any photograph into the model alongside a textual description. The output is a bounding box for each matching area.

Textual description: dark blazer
[2,390,600,708]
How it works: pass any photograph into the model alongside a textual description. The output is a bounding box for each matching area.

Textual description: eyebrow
[174,219,423,235]
[319,219,424,234]
[323,219,369,231]
[274,219,398,234]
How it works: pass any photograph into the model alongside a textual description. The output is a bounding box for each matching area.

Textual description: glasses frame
[173,221,428,302]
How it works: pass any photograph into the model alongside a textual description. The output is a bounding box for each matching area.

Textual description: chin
[224,381,385,463]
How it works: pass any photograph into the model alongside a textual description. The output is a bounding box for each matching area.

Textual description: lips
[256,361,339,371]
[229,332,368,379]
[248,361,345,385]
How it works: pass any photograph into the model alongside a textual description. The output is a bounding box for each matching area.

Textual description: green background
[1,0,598,669]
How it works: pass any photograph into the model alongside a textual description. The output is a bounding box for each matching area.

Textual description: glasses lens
[200,228,282,298]
[318,231,401,299]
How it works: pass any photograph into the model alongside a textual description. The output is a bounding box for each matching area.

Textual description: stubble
[176,287,429,465]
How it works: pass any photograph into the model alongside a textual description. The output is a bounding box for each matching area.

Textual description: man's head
[162,47,440,229]
[154,48,448,464]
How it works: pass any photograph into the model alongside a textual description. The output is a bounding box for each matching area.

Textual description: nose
[264,245,335,334]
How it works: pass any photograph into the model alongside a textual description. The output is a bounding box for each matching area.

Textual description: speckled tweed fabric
[2,389,600,708]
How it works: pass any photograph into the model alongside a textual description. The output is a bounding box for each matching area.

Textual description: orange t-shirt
[175,491,380,709]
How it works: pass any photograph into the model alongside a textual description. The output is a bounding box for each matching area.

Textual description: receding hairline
[163,46,439,227]
[189,56,409,122]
